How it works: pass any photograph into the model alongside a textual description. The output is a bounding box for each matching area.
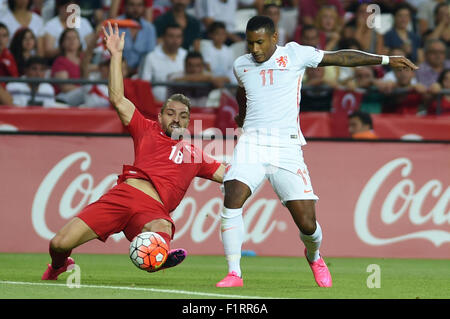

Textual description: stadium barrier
[1,133,448,259]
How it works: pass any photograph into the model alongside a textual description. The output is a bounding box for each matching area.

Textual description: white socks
[300,221,323,263]
[220,207,244,277]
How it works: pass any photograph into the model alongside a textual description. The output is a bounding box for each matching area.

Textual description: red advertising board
[0,134,449,259]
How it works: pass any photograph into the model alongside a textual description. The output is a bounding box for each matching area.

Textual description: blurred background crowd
[0,0,449,116]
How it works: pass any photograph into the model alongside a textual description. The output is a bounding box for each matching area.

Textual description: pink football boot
[216,271,244,288]
[41,257,75,280]
[304,249,332,287]
[148,248,187,272]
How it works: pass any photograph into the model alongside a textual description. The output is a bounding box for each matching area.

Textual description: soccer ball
[129,232,169,271]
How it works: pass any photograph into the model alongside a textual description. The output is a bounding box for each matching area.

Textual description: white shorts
[224,138,319,204]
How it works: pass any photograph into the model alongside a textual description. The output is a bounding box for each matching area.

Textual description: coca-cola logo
[32,152,285,244]
[354,158,450,246]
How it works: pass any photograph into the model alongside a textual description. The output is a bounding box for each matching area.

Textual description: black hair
[348,110,373,129]
[163,22,182,35]
[24,56,49,69]
[0,22,9,34]
[437,68,450,86]
[8,0,32,11]
[246,16,275,35]
[393,2,414,17]
[207,21,226,35]
[10,27,37,75]
[58,28,81,57]
[337,38,362,51]
[185,51,203,62]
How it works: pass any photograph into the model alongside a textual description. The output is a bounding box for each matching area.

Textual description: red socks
[49,243,72,269]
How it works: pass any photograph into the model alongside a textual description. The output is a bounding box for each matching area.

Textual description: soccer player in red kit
[42,22,225,280]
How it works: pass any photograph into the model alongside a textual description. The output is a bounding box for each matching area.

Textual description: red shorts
[77,182,175,242]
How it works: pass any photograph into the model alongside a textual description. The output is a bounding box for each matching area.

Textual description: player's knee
[50,235,73,253]
[224,180,251,208]
[142,219,172,236]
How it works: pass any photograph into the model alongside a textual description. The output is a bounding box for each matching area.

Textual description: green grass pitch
[0,253,448,299]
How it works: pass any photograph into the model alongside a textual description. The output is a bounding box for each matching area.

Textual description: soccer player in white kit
[216,16,418,288]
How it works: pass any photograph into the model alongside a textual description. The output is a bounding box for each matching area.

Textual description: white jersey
[233,42,324,146]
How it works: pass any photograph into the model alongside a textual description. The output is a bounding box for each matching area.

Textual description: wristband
[381,55,390,65]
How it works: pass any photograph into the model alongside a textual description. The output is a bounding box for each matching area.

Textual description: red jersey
[117,108,221,212]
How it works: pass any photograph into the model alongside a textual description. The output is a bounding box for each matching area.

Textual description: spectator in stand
[6,56,58,107]
[314,5,342,51]
[426,3,450,58]
[345,66,384,114]
[301,67,335,112]
[0,0,44,55]
[78,0,105,28]
[51,28,82,94]
[416,39,450,88]
[109,0,154,22]
[0,22,19,78]
[297,0,345,27]
[428,68,450,115]
[200,21,235,84]
[352,2,387,55]
[9,27,37,75]
[139,23,186,103]
[117,0,157,76]
[43,0,94,59]
[81,56,129,108]
[348,110,378,139]
[416,0,446,36]
[380,67,427,114]
[154,0,201,51]
[384,3,423,64]
[194,0,257,44]
[295,24,325,50]
[262,2,286,46]
[168,51,230,107]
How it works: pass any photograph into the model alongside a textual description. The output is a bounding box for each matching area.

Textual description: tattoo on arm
[319,50,383,67]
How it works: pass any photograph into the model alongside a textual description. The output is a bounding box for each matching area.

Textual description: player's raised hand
[102,21,125,56]
[388,56,419,70]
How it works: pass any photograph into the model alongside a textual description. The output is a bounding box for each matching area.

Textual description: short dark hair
[207,21,226,35]
[185,51,203,62]
[0,22,9,35]
[348,111,373,129]
[25,56,48,69]
[393,2,414,17]
[163,22,182,35]
[246,16,275,35]
[161,93,191,113]
[8,0,32,11]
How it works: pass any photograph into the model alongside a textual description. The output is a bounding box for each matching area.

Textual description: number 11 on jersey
[260,69,274,86]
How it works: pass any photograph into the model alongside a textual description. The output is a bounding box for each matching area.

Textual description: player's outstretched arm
[319,50,418,70]
[103,21,136,126]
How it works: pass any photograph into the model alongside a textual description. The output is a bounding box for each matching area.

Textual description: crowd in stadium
[0,0,449,115]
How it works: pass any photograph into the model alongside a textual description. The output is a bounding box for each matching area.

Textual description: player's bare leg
[216,180,251,287]
[285,200,332,287]
[141,219,186,271]
[42,217,98,280]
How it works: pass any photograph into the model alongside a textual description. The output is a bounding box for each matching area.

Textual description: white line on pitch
[0,280,277,299]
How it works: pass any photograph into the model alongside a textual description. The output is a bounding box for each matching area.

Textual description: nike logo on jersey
[304,189,313,193]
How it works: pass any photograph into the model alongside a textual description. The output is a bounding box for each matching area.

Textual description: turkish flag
[330,89,363,137]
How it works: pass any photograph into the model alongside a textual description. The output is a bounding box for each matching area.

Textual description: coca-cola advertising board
[0,134,449,259]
